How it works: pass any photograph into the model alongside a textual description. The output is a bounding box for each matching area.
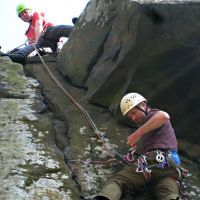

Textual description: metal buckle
[156,150,165,163]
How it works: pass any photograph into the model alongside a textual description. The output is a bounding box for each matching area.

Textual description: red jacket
[25,11,54,44]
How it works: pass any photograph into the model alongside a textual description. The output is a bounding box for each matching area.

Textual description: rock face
[57,0,200,154]
[1,0,200,200]
[0,57,79,199]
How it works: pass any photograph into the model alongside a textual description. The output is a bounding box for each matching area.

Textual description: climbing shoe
[49,42,58,53]
[2,53,26,64]
[41,39,58,53]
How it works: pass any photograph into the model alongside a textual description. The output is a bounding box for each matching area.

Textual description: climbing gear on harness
[156,151,165,163]
[16,3,31,16]
[124,149,189,184]
[166,151,189,182]
[136,155,153,182]
[168,150,181,165]
[124,147,137,162]
[120,93,147,116]
[136,155,151,173]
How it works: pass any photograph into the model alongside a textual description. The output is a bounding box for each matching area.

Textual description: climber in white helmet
[94,92,188,200]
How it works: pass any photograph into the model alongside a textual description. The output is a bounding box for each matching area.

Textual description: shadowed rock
[57,0,200,159]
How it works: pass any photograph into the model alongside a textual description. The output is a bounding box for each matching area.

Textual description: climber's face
[126,102,147,126]
[19,10,32,22]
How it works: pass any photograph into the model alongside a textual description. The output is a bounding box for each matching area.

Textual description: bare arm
[34,18,43,44]
[127,111,170,147]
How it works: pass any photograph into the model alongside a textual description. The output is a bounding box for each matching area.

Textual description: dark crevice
[87,30,111,73]
[112,42,122,63]
[64,153,82,192]
[23,65,84,194]
[0,92,28,99]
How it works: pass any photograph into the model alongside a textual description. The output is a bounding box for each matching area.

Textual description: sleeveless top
[25,12,54,44]
[136,109,178,154]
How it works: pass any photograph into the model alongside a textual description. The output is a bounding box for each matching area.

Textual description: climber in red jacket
[1,3,76,64]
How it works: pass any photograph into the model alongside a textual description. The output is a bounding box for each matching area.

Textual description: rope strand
[32,45,127,163]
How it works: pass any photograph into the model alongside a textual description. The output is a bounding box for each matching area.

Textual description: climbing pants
[16,25,73,57]
[96,165,180,200]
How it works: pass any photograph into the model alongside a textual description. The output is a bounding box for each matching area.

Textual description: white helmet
[120,93,147,116]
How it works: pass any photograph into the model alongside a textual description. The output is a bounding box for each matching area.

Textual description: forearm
[127,111,170,147]
[34,20,43,43]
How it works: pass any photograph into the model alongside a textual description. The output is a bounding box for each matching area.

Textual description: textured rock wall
[1,0,200,199]
[0,57,79,200]
[24,55,200,200]
[57,0,200,149]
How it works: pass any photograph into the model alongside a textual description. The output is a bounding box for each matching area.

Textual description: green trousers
[96,165,180,200]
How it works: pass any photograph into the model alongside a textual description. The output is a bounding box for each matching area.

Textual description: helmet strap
[136,103,148,115]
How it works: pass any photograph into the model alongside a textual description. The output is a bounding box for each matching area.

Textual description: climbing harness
[124,149,188,183]
[32,44,128,165]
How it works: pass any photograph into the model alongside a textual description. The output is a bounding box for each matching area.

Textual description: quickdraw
[124,147,137,162]
[124,148,189,198]
[124,147,154,182]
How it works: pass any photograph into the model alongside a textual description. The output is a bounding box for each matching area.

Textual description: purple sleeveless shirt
[136,109,178,154]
